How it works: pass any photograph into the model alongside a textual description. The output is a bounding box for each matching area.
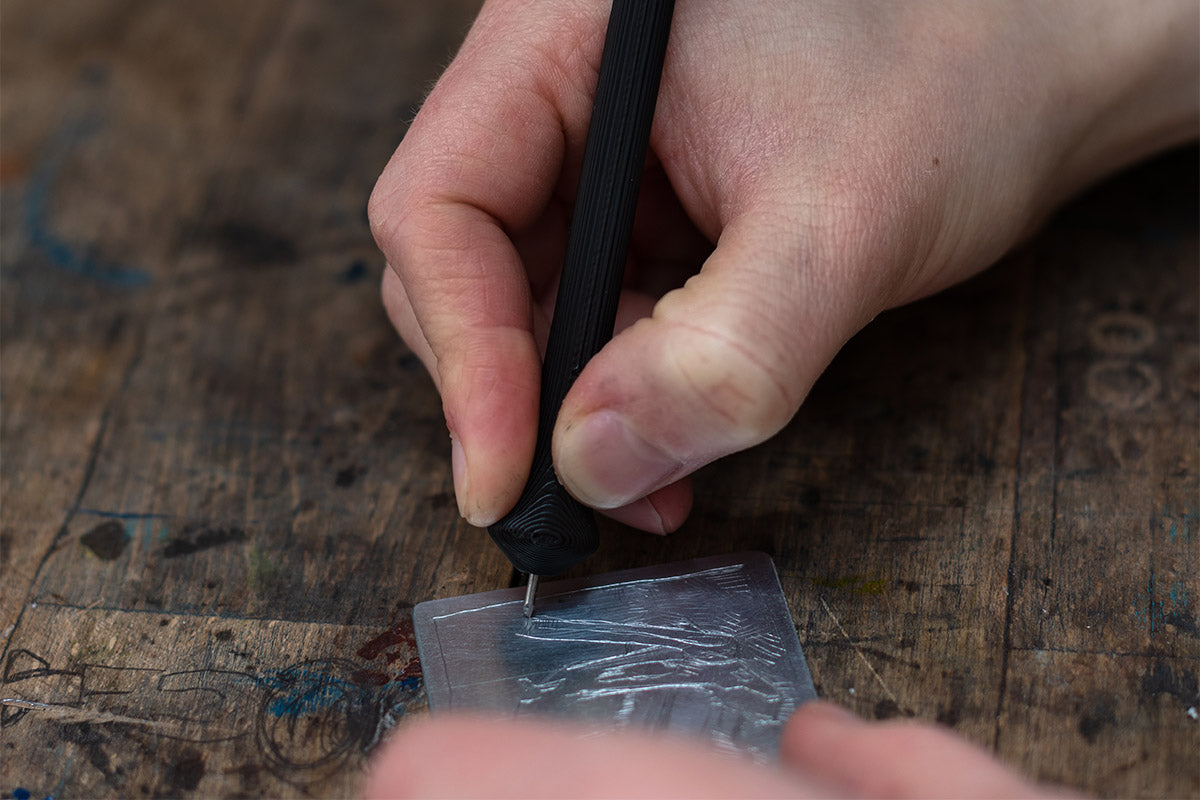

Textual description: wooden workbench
[1,2,1196,797]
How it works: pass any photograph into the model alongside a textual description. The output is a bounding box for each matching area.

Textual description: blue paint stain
[1161,503,1197,544]
[1149,570,1159,634]
[1132,570,1195,635]
[264,668,355,717]
[13,788,31,800]
[77,509,173,546]
[78,508,169,520]
[24,119,151,288]
[134,518,170,546]
[253,664,420,719]
[1168,579,1192,610]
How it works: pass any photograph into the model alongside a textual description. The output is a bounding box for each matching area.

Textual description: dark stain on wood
[350,668,391,686]
[162,526,247,559]
[165,748,206,794]
[338,259,369,284]
[872,698,912,720]
[61,723,115,782]
[334,465,364,488]
[1141,662,1199,706]
[80,521,128,561]
[1164,611,1200,639]
[209,221,298,267]
[1078,695,1117,743]
[428,491,455,510]
[356,621,417,665]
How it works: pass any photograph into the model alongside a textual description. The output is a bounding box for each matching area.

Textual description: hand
[363,701,1074,798]
[370,0,1197,532]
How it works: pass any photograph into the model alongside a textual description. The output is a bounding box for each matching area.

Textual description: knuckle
[663,320,797,446]
[367,174,406,250]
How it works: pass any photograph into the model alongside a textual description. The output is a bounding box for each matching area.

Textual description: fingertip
[648,479,692,532]
[781,704,1053,799]
[449,434,473,522]
[364,716,551,799]
[361,719,431,799]
[780,701,861,765]
[366,714,825,799]
[440,327,541,528]
[598,479,693,533]
[554,404,688,510]
[453,443,519,528]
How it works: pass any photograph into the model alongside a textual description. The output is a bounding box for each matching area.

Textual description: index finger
[367,0,606,525]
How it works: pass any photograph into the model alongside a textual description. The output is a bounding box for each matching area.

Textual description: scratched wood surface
[0,1,1196,797]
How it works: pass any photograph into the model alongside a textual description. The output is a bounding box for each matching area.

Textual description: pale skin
[363,703,1070,798]
[368,0,1197,796]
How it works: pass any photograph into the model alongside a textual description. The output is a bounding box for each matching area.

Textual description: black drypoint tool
[488,0,674,617]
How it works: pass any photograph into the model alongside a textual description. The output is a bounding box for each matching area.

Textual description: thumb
[553,214,865,510]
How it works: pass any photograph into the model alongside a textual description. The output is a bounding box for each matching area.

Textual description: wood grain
[1,1,1196,797]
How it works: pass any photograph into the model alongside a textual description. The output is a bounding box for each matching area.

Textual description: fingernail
[450,435,469,519]
[600,497,668,535]
[556,410,680,509]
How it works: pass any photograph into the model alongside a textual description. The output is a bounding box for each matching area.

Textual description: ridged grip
[488,0,675,576]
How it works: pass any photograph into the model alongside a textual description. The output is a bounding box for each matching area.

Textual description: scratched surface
[0,0,1197,797]
[415,553,816,761]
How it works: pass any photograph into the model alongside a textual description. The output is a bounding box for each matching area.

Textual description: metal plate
[412,552,816,761]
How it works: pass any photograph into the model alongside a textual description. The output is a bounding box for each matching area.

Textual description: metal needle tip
[523,574,539,618]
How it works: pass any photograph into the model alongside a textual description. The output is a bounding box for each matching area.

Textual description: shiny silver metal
[523,574,538,618]
[413,552,816,761]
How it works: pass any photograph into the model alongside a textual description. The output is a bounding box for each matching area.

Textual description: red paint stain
[356,621,417,665]
[350,668,391,686]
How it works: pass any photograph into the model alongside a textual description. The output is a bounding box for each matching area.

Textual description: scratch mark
[0,323,147,673]
[820,597,900,706]
[0,697,176,730]
[51,752,74,800]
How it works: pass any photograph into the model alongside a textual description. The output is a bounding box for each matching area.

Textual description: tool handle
[488,0,674,576]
